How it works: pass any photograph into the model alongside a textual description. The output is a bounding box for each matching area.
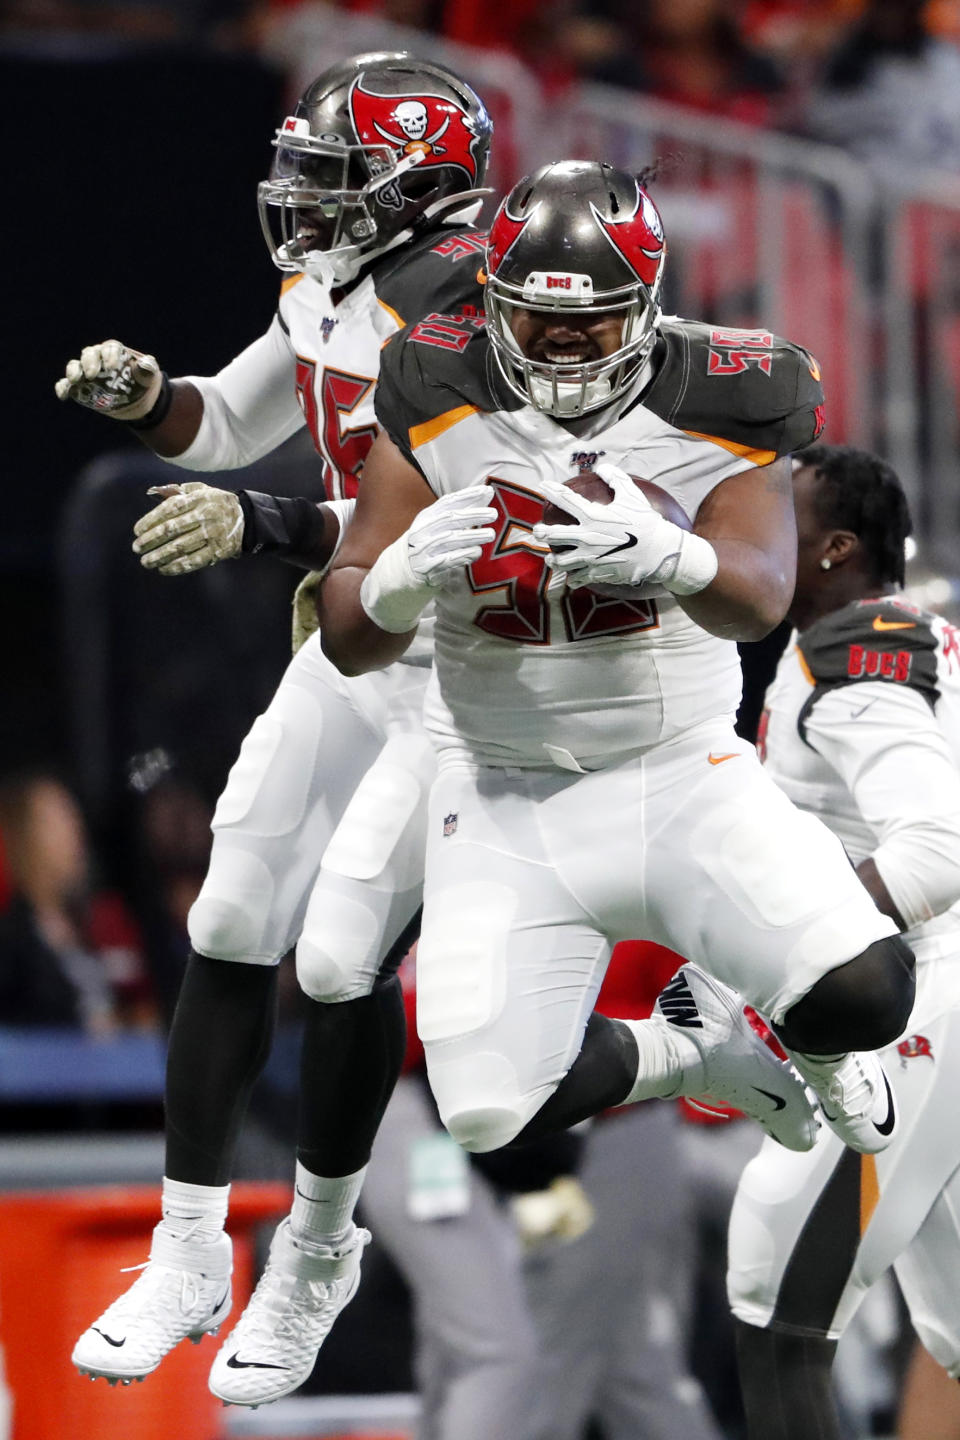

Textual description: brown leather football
[542,472,692,531]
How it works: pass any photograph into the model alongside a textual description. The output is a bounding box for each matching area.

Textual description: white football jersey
[376,314,824,768]
[172,225,488,494]
[760,595,960,1020]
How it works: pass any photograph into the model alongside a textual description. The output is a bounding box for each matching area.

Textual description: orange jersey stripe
[377,297,405,329]
[409,404,478,449]
[860,1153,880,1234]
[682,429,777,468]
[280,273,305,296]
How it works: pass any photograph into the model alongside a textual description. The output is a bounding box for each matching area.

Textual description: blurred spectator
[805,0,960,174]
[555,0,785,122]
[0,0,259,54]
[0,771,154,1032]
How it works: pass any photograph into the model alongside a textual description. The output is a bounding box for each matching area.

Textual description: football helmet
[484,161,666,417]
[259,52,493,286]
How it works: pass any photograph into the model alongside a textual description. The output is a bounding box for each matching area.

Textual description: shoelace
[115,1218,213,1316]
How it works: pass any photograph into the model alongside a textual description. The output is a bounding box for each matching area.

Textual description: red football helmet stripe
[486,204,531,277]
[591,188,664,288]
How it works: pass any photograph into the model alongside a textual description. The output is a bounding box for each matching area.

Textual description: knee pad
[426,1046,548,1153]
[187,847,281,962]
[295,896,379,1002]
[444,1106,526,1153]
[778,934,916,1055]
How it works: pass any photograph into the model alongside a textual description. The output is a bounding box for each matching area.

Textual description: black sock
[735,1317,840,1440]
[296,974,406,1177]
[513,1012,638,1143]
[164,951,278,1185]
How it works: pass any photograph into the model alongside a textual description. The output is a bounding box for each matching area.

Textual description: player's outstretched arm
[55,339,203,457]
[318,431,495,676]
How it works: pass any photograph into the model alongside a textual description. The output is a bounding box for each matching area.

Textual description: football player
[317,161,916,1170]
[56,64,804,1416]
[728,446,960,1440]
[59,52,499,1408]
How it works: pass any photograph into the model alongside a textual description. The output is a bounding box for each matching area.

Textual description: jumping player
[317,160,916,1165]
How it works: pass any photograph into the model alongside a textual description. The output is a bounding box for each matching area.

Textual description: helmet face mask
[259,52,493,286]
[484,162,666,418]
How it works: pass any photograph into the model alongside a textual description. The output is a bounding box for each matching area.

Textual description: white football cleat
[781,1047,897,1154]
[208,1219,370,1407]
[655,964,820,1152]
[72,1223,232,1381]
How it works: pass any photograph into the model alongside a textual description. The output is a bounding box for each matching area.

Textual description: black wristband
[126,372,173,431]
[238,490,331,569]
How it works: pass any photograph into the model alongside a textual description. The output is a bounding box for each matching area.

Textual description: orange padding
[0,1182,290,1440]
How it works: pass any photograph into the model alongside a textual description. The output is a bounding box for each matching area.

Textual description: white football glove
[132,482,244,576]
[360,484,497,633]
[534,464,717,596]
[55,339,163,421]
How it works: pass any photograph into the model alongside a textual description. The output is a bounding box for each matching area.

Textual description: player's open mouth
[541,347,593,365]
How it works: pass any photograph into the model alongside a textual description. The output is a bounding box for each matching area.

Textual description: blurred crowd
[6,0,960,173]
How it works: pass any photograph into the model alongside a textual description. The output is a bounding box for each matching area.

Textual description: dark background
[2,48,286,771]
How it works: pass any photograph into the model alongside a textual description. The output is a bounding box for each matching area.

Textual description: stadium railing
[262,1,960,578]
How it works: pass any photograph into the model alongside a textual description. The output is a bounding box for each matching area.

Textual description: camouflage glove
[132,482,244,576]
[55,339,163,421]
[510,1176,595,1250]
[292,569,325,653]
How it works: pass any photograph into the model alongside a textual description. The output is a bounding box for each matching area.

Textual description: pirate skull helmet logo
[393,99,429,140]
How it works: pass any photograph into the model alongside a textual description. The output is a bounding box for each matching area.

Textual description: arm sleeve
[804,683,960,929]
[166,315,304,472]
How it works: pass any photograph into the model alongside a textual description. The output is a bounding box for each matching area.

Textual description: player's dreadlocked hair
[796,444,912,589]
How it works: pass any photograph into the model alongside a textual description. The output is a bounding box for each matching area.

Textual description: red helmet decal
[349,77,480,182]
[591,188,664,288]
[486,202,532,277]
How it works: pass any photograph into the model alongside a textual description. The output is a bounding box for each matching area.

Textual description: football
[542,472,692,531]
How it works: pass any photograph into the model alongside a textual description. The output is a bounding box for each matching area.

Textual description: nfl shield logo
[443,812,458,837]
[321,316,338,344]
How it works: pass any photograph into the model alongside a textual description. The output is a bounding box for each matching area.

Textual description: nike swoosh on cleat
[91,1327,125,1348]
[873,1074,896,1136]
[751,1086,787,1111]
[225,1354,291,1371]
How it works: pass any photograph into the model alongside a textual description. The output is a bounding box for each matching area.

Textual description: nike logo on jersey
[92,1327,125,1348]
[751,1086,787,1112]
[707,752,739,766]
[657,973,703,1029]
[225,1354,291,1371]
[872,617,916,631]
[596,533,638,558]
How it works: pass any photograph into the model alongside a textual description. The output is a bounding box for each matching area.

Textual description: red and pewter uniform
[729,596,960,1373]
[376,313,824,766]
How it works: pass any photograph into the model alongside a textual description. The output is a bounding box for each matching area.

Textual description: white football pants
[728,945,960,1376]
[417,719,898,1152]
[187,634,434,1000]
